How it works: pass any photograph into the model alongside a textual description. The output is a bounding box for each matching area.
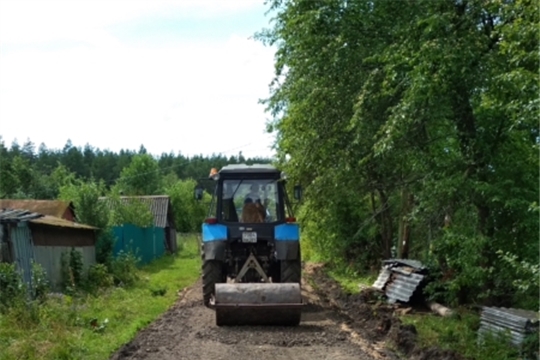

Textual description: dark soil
[109,262,465,360]
[303,262,465,360]
[109,277,381,360]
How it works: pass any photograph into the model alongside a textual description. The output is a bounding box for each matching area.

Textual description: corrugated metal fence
[112,224,165,265]
[11,222,35,292]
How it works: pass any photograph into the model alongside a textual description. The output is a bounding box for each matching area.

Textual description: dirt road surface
[109,267,395,360]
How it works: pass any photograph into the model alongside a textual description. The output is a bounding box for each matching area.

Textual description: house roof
[29,215,98,230]
[98,195,175,228]
[0,208,43,223]
[0,199,74,218]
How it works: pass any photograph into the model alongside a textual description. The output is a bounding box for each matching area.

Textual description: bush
[110,250,140,287]
[30,260,49,303]
[0,262,26,312]
[95,228,115,266]
[86,263,114,291]
[61,248,84,294]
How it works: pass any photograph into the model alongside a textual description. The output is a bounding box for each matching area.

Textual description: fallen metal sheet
[478,306,539,347]
[372,268,392,290]
[384,272,425,304]
[371,258,427,303]
[382,258,426,272]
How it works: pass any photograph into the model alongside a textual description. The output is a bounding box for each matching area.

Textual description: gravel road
[109,267,393,360]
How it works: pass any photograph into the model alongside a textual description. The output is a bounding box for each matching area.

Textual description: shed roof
[0,208,43,223]
[0,199,74,218]
[98,195,174,228]
[29,215,98,230]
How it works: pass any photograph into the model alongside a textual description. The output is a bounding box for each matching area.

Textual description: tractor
[194,164,303,326]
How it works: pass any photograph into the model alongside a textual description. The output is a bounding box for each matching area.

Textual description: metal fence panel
[11,222,35,292]
[112,224,165,265]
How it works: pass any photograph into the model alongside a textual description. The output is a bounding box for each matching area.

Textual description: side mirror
[194,184,203,200]
[293,184,302,200]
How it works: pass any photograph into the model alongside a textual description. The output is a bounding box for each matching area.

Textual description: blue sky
[0,0,278,159]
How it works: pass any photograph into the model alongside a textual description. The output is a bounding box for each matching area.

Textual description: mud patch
[303,263,464,360]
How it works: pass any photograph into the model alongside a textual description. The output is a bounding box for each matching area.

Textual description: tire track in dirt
[109,271,389,360]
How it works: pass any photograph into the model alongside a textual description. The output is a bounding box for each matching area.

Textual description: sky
[0,0,279,159]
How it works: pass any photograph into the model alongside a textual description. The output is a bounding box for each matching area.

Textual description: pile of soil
[303,262,465,360]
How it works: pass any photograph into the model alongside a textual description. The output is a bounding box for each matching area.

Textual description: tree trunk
[377,189,392,259]
[397,188,413,259]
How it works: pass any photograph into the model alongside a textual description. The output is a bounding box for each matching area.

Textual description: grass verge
[324,267,530,360]
[324,264,378,294]
[0,233,201,360]
[400,309,530,360]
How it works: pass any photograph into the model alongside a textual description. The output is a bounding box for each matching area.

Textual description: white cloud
[0,0,278,158]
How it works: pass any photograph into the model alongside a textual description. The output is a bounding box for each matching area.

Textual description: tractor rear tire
[202,260,223,308]
[280,259,301,284]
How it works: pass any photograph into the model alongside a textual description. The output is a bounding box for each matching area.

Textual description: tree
[58,179,113,264]
[258,0,539,307]
[117,153,161,195]
[165,179,209,233]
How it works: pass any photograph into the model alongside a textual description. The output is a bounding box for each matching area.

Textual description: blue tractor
[194,164,303,326]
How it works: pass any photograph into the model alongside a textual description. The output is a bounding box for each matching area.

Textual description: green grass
[324,264,378,294]
[0,233,201,360]
[400,310,525,360]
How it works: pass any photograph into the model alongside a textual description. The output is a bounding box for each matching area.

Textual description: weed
[400,309,521,360]
[325,263,378,294]
[176,233,199,259]
[60,248,84,294]
[0,234,201,360]
[150,286,167,296]
[0,263,26,312]
[110,249,140,287]
[86,263,114,291]
[30,261,49,303]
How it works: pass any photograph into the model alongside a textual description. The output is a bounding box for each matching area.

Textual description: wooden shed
[0,209,98,291]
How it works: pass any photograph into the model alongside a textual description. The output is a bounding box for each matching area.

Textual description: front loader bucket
[214,283,303,326]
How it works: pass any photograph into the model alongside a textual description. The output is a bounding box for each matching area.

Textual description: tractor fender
[275,240,299,260]
[203,240,227,261]
[274,223,300,260]
[202,223,227,261]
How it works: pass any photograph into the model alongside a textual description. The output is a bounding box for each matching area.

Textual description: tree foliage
[165,178,210,233]
[258,0,539,308]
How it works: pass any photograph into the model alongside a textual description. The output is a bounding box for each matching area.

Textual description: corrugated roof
[0,199,73,218]
[29,215,98,230]
[0,208,43,223]
[384,272,425,303]
[372,268,392,290]
[478,307,539,347]
[372,258,427,304]
[382,259,426,271]
[98,195,174,228]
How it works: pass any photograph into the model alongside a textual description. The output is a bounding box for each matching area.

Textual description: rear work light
[285,217,296,223]
[204,217,217,224]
